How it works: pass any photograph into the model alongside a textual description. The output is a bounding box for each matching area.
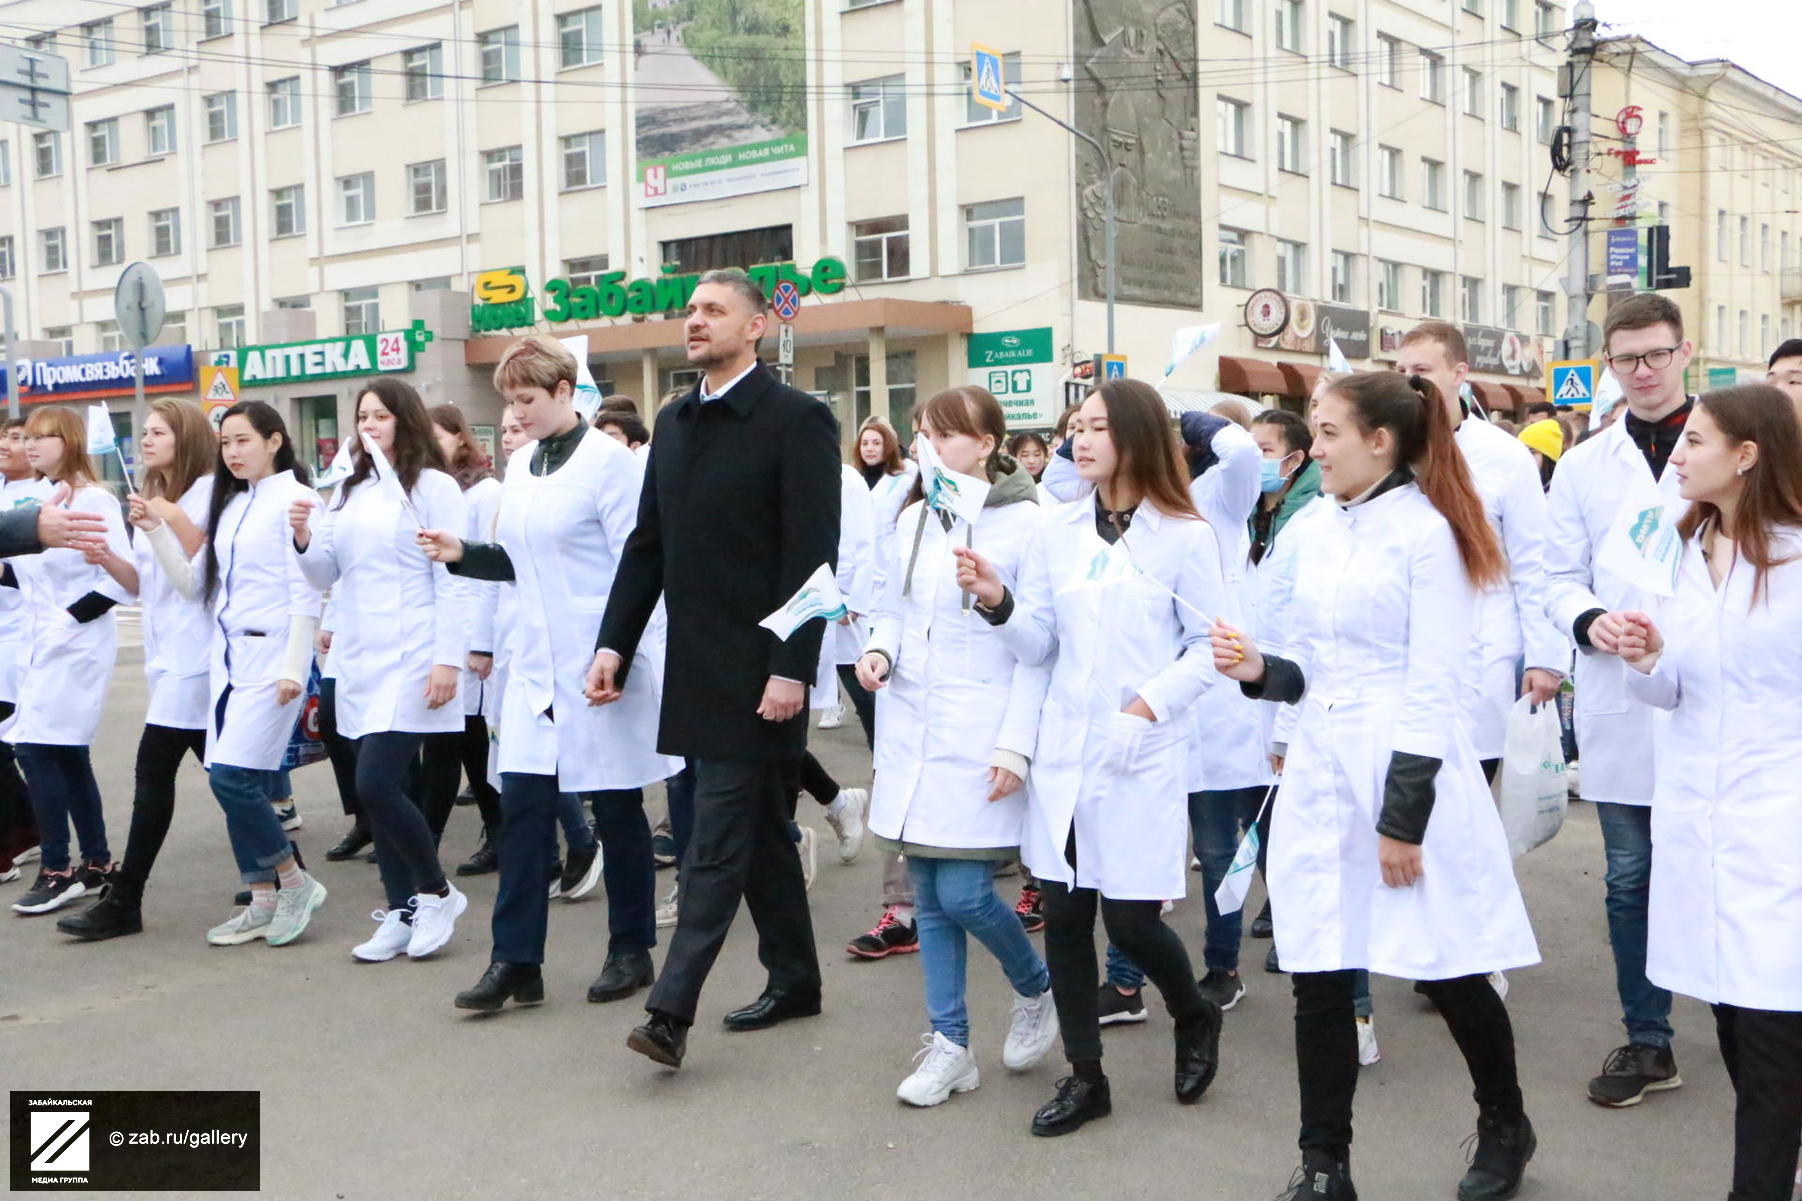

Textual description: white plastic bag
[1498,695,1568,857]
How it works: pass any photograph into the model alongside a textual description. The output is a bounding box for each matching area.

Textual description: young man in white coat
[1543,292,1693,1107]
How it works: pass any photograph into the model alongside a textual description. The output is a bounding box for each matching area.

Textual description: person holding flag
[290,378,471,963]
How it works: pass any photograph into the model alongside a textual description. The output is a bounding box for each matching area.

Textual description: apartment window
[1463,0,1482,12]
[1502,0,1519,28]
[564,256,609,288]
[1326,14,1353,68]
[412,278,451,294]
[142,4,172,53]
[1740,216,1750,266]
[1499,82,1519,130]
[98,320,125,352]
[39,228,68,273]
[158,311,187,346]
[25,32,54,53]
[1274,0,1302,52]
[338,173,374,225]
[1276,115,1304,173]
[1330,251,1355,303]
[1219,229,1249,288]
[84,19,115,66]
[1217,97,1250,159]
[852,352,917,429]
[88,118,119,167]
[404,44,443,101]
[145,106,176,155]
[43,327,73,355]
[1503,284,1525,328]
[1217,0,1247,32]
[1538,191,1554,237]
[205,92,237,142]
[1460,276,1482,322]
[1536,96,1555,144]
[1422,158,1446,210]
[483,146,524,202]
[271,185,305,236]
[553,131,604,189]
[33,131,60,178]
[1376,260,1402,311]
[268,77,301,128]
[1714,304,1727,348]
[1762,314,1773,353]
[1276,239,1306,293]
[1462,68,1482,118]
[1761,223,1772,272]
[343,287,380,336]
[1419,51,1445,103]
[265,0,296,22]
[149,208,181,256]
[334,63,372,117]
[1378,145,1403,198]
[274,296,310,310]
[407,160,447,214]
[0,142,8,187]
[201,0,231,39]
[479,27,521,84]
[1657,110,1670,155]
[1785,231,1794,272]
[1377,35,1401,88]
[1422,270,1446,317]
[850,76,906,143]
[209,197,240,247]
[215,305,245,349]
[1739,311,1749,360]
[1501,181,1522,229]
[1716,209,1729,261]
[964,198,1025,271]
[1329,130,1355,186]
[0,237,12,280]
[558,7,603,68]
[960,52,1021,124]
[851,216,910,282]
[1464,170,1485,220]
[93,218,124,267]
[1536,2,1558,35]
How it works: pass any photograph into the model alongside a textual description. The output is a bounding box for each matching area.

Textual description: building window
[480,26,521,84]
[1378,145,1402,198]
[1276,239,1306,293]
[1377,260,1402,310]
[1377,35,1401,88]
[1330,250,1355,303]
[1276,115,1305,173]
[483,146,524,202]
[1536,96,1555,144]
[964,198,1025,271]
[412,278,451,294]
[1463,0,1482,12]
[1716,209,1728,261]
[1217,97,1250,159]
[334,62,372,116]
[201,0,231,39]
[1422,158,1446,210]
[960,52,1021,124]
[407,160,447,214]
[149,207,181,256]
[209,197,240,247]
[1761,223,1772,272]
[265,0,296,22]
[215,304,245,348]
[850,76,906,143]
[271,185,305,237]
[0,139,8,187]
[1535,2,1558,35]
[93,217,124,267]
[1714,304,1726,348]
[1326,14,1353,68]
[1657,110,1670,155]
[558,7,604,69]
[338,173,374,225]
[851,216,910,282]
[98,320,125,352]
[269,77,301,128]
[205,92,237,142]
[145,106,177,156]
[0,237,12,280]
[1740,215,1751,266]
[404,44,443,101]
[1785,231,1794,272]
[1421,270,1446,318]
[1419,50,1445,103]
[342,287,380,336]
[1274,0,1302,52]
[564,256,609,288]
[1502,181,1522,229]
[34,131,61,179]
[84,19,115,66]
[1219,228,1249,288]
[851,351,917,431]
[561,131,605,189]
[1739,310,1749,359]
[1461,276,1482,322]
[274,296,310,310]
[142,4,172,53]
[1462,68,1482,118]
[41,228,67,272]
[1502,0,1519,28]
[1762,314,1772,352]
[1329,129,1355,186]
[1503,284,1525,328]
[43,326,73,354]
[660,225,793,274]
[88,118,119,167]
[1499,82,1519,130]
[1464,170,1485,220]
[1537,191,1554,237]
[1217,0,1247,32]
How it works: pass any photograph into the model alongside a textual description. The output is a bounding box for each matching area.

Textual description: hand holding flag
[85,403,134,490]
[759,563,849,641]
[913,434,990,527]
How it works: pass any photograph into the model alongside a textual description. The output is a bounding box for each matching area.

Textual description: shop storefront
[0,346,200,484]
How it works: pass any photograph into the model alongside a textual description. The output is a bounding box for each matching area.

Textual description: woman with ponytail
[1213,372,1539,1201]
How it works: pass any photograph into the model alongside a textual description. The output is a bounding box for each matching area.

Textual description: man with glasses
[1543,293,1691,1109]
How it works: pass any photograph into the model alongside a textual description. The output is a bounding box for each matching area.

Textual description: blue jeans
[208,765,294,885]
[1596,802,1673,1048]
[909,856,1050,1047]
[14,743,108,873]
[556,790,596,855]
[272,768,292,800]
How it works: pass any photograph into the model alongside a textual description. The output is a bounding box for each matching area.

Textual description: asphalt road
[2,660,1736,1200]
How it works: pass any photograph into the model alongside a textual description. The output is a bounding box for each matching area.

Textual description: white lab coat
[1268,482,1540,979]
[461,475,503,718]
[139,476,215,730]
[0,476,54,717]
[865,462,919,604]
[1250,495,1336,758]
[1001,495,1228,900]
[493,428,680,790]
[1456,417,1567,759]
[865,486,1049,850]
[6,483,133,746]
[812,465,877,705]
[1544,416,1686,805]
[1629,529,1802,1011]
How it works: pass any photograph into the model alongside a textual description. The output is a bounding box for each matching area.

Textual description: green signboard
[967,327,1058,428]
[967,327,1055,368]
[470,257,849,334]
[209,322,433,388]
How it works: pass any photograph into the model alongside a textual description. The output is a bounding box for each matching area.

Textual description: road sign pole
[1012,93,1116,355]
[1,284,18,420]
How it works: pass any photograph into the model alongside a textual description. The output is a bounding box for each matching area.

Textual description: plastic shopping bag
[1498,694,1567,857]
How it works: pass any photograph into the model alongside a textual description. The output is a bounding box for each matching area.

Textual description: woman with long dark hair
[958,377,1228,1136]
[291,377,469,963]
[1214,372,1539,1201]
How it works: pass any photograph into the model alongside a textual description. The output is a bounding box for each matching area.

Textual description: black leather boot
[626,1012,689,1068]
[56,883,143,941]
[1457,1111,1535,1200]
[587,949,656,1003]
[455,832,498,877]
[1174,999,1223,1103]
[325,821,371,861]
[454,962,545,1012]
[1282,1150,1357,1200]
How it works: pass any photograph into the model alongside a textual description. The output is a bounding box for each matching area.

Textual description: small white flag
[759,563,848,641]
[1327,338,1351,374]
[1596,498,1684,598]
[85,403,116,454]
[1073,538,1140,587]
[1213,786,1274,916]
[1161,322,1223,380]
[362,432,425,526]
[913,434,990,527]
[313,439,356,489]
[561,335,603,423]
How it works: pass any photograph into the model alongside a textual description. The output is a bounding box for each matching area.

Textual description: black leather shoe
[1250,898,1274,939]
[1030,1075,1112,1137]
[1174,999,1223,1103]
[1457,1111,1535,1200]
[627,1013,689,1068]
[454,962,545,1012]
[325,823,371,862]
[1282,1151,1357,1200]
[455,835,498,877]
[56,885,143,941]
[722,989,822,1031]
[587,949,656,1003]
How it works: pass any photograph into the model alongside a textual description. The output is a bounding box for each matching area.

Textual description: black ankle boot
[1174,999,1223,1103]
[455,832,498,877]
[1029,1074,1112,1137]
[1283,1150,1357,1200]
[587,949,656,1003]
[55,883,143,941]
[326,822,372,861]
[1457,1111,1534,1201]
[454,962,545,1012]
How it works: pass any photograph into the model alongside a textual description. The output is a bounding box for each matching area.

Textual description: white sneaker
[0,866,17,884]
[267,873,327,946]
[1488,970,1509,1001]
[823,788,868,865]
[1357,1016,1381,1066]
[406,885,468,959]
[353,909,413,962]
[1160,899,1175,915]
[896,1032,980,1107]
[207,903,274,946]
[15,845,40,864]
[1002,988,1059,1071]
[655,881,679,929]
[797,826,817,891]
[1565,760,1581,798]
[818,703,845,731]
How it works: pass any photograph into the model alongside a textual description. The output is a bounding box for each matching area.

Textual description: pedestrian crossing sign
[971,44,1007,112]
[1548,360,1596,407]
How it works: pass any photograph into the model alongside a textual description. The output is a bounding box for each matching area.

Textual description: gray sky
[1593,0,1802,97]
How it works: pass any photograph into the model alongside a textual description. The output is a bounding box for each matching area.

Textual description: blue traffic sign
[1549,360,1596,406]
[971,44,1007,113]
[770,280,801,321]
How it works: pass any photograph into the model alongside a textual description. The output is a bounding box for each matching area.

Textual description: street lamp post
[1012,93,1117,356]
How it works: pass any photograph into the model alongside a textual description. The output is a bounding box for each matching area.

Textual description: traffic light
[1647,224,1691,290]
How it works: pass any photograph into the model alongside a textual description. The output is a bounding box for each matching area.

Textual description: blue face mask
[1259,455,1293,493]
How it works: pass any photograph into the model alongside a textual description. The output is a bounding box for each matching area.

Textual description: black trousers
[112,724,207,903]
[1713,1002,1802,1201]
[355,732,449,912]
[798,752,838,807]
[317,678,363,820]
[416,720,502,841]
[0,701,37,872]
[833,663,876,750]
[646,758,820,1025]
[1293,969,1523,1160]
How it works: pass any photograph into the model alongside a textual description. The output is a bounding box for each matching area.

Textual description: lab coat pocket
[225,632,283,688]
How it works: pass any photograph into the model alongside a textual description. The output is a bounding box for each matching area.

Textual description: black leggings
[0,701,37,871]
[1293,969,1523,1160]
[834,664,876,751]
[416,719,501,841]
[355,732,449,912]
[318,677,362,820]
[798,752,839,808]
[113,724,207,904]
[1714,1002,1802,1201]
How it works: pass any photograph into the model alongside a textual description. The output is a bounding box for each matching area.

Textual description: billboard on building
[633,0,808,208]
[1073,0,1203,310]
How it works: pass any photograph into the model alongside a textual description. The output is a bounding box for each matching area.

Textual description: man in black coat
[589,269,840,1069]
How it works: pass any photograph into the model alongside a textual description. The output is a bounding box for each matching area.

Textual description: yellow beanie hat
[1518,418,1563,462]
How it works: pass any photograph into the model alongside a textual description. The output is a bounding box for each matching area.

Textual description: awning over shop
[1505,383,1542,412]
[1218,356,1290,397]
[1469,380,1513,413]
[1279,362,1326,400]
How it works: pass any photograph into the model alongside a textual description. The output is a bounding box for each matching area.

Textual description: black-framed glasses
[1605,345,1682,373]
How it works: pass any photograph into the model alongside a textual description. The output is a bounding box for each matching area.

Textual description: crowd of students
[2,279,1798,1201]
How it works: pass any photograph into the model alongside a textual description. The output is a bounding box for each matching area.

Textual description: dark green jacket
[1248,459,1321,564]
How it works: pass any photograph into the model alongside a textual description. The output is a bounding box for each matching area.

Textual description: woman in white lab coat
[293,378,470,964]
[855,385,1056,1108]
[1608,385,1802,1201]
[1213,372,1539,1201]
[957,378,1227,1137]
[5,406,136,916]
[420,335,680,1013]
[56,399,217,940]
[0,417,50,883]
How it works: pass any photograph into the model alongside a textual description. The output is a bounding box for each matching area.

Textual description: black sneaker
[1014,883,1045,934]
[1458,1111,1535,1200]
[456,834,498,877]
[1197,968,1245,1012]
[11,868,87,914]
[1249,898,1274,939]
[1586,1043,1680,1107]
[845,907,919,959]
[56,884,143,940]
[1097,984,1147,1026]
[1281,1151,1357,1200]
[559,846,602,901]
[652,833,678,869]
[1265,943,1284,974]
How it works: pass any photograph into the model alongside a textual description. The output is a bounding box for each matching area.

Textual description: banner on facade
[0,346,196,403]
[968,328,1058,429]
[209,325,430,388]
[1255,301,1372,358]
